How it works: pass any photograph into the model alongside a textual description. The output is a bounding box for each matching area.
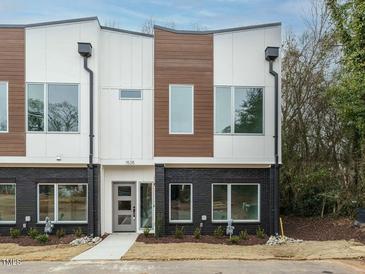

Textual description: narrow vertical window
[38,185,55,222]
[28,84,45,131]
[169,184,192,222]
[0,82,8,132]
[169,85,194,134]
[48,84,79,132]
[212,184,228,221]
[215,87,231,133]
[140,183,153,229]
[0,184,16,223]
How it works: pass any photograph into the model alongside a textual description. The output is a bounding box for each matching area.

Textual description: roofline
[0,16,152,37]
[154,22,281,35]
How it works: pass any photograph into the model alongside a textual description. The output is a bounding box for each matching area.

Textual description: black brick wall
[155,165,275,236]
[0,166,100,236]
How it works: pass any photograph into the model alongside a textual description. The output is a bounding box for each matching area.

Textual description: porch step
[72,233,139,261]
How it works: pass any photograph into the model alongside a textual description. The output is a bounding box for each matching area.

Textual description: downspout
[265,47,280,235]
[78,43,96,236]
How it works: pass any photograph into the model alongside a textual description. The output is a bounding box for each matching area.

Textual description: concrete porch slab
[72,233,139,261]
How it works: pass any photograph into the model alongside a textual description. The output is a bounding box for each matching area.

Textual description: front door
[113,182,136,232]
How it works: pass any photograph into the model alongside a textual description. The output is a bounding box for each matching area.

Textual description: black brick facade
[0,166,100,236]
[155,165,277,236]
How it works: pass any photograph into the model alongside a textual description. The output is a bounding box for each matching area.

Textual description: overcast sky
[0,0,312,34]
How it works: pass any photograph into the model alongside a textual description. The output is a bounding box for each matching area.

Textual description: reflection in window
[231,185,259,220]
[28,84,44,131]
[48,84,78,132]
[234,88,263,134]
[170,184,192,222]
[169,85,193,134]
[0,82,8,132]
[58,185,87,222]
[212,185,227,220]
[38,185,54,222]
[0,184,15,222]
[140,183,152,228]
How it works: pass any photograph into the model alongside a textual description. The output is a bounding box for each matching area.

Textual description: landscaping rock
[266,235,303,245]
[70,236,102,246]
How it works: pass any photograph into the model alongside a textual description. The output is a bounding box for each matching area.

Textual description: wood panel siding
[0,28,25,156]
[154,29,213,157]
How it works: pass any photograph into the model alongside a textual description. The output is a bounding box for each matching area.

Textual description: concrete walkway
[72,233,139,261]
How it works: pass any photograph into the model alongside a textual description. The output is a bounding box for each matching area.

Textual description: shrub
[143,226,151,238]
[213,226,224,238]
[73,227,83,238]
[256,226,266,239]
[174,226,184,239]
[10,228,20,238]
[56,228,65,238]
[36,234,49,244]
[193,227,201,239]
[228,235,240,244]
[239,230,248,240]
[28,228,39,239]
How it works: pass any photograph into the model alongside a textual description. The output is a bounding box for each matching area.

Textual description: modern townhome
[0,17,281,237]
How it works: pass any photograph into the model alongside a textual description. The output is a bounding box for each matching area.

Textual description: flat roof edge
[101,26,153,37]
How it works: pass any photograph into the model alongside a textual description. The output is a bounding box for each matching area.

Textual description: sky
[0,0,312,34]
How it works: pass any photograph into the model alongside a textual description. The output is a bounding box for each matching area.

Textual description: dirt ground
[123,240,365,261]
[284,216,365,243]
[0,234,76,246]
[0,243,91,261]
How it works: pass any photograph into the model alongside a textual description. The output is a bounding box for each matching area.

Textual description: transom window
[169,183,193,223]
[169,84,194,134]
[38,184,87,223]
[0,82,8,132]
[27,83,79,132]
[215,87,263,134]
[119,89,142,100]
[212,183,260,222]
[0,184,16,223]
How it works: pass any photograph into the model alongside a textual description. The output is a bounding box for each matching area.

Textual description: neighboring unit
[0,17,281,236]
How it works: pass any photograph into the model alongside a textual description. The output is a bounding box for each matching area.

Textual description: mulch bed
[0,234,76,246]
[137,234,268,245]
[283,216,365,244]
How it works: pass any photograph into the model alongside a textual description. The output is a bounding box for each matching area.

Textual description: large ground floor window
[169,183,193,223]
[38,183,87,223]
[0,184,16,223]
[212,183,260,222]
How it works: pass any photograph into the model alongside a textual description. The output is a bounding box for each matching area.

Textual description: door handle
[132,206,136,220]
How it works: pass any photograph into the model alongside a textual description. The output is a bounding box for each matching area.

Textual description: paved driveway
[0,260,364,274]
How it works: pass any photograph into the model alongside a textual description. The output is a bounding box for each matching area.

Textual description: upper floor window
[0,82,8,132]
[215,87,263,134]
[169,84,194,134]
[119,89,142,100]
[27,83,79,132]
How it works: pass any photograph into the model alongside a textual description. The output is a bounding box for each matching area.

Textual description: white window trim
[0,183,16,224]
[119,89,143,100]
[0,81,9,133]
[37,183,88,224]
[169,183,193,223]
[169,84,194,135]
[26,82,80,134]
[211,183,260,223]
[214,86,265,136]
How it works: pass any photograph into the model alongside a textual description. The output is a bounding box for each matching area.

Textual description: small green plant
[56,228,65,238]
[28,228,39,239]
[36,234,49,244]
[213,226,225,238]
[143,226,151,237]
[193,227,201,239]
[174,226,184,239]
[228,235,240,244]
[9,228,20,238]
[73,227,83,238]
[256,226,266,239]
[239,229,248,240]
